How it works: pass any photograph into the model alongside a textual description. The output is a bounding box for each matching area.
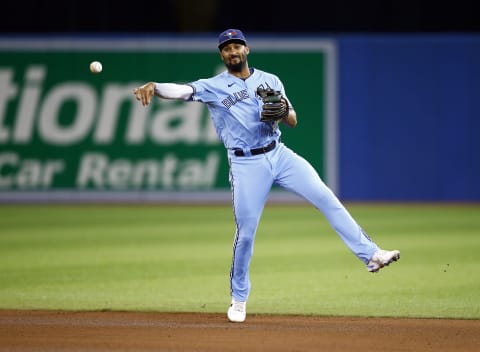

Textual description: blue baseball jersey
[184,66,380,304]
[188,68,292,150]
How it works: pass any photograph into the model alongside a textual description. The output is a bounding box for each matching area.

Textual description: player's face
[220,43,249,72]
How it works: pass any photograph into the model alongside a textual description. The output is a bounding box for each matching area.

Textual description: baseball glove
[257,87,289,122]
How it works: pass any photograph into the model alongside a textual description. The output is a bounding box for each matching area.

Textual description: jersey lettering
[221,89,249,109]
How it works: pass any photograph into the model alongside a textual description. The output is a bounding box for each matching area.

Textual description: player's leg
[228,155,273,302]
[272,144,379,264]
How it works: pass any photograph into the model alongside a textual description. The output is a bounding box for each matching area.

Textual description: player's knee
[236,217,259,240]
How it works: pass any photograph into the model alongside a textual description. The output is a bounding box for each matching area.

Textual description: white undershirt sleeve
[154,83,194,100]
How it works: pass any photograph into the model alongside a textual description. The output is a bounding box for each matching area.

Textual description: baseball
[89,61,102,74]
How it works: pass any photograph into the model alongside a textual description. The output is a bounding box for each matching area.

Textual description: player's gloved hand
[257,87,289,122]
[133,82,155,106]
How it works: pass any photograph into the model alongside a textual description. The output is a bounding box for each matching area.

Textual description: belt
[234,140,276,157]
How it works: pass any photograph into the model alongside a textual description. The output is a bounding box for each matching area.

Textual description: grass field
[0,203,479,319]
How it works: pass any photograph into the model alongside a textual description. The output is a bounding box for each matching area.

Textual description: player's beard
[224,54,247,72]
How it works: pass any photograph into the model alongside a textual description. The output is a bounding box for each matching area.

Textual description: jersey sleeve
[271,73,295,111]
[188,79,219,103]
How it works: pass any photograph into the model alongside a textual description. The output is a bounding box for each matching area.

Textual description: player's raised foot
[227,299,246,323]
[367,249,400,273]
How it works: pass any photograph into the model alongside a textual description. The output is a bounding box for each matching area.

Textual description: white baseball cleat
[227,298,246,323]
[367,249,400,273]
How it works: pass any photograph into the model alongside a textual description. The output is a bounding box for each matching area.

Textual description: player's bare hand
[133,82,155,106]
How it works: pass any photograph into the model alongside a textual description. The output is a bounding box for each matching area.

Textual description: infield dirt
[0,310,479,351]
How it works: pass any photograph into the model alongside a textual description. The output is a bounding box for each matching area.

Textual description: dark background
[1,0,478,34]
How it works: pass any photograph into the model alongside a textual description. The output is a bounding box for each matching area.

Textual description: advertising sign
[0,37,337,202]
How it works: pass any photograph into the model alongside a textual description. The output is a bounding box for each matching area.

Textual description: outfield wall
[0,34,479,202]
[338,35,480,201]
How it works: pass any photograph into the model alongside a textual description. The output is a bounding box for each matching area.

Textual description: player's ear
[245,46,250,55]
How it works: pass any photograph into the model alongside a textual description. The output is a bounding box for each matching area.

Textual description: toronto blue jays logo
[226,31,238,38]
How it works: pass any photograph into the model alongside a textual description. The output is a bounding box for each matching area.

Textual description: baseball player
[133,29,400,323]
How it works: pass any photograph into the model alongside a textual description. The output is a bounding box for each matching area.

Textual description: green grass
[0,203,479,319]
